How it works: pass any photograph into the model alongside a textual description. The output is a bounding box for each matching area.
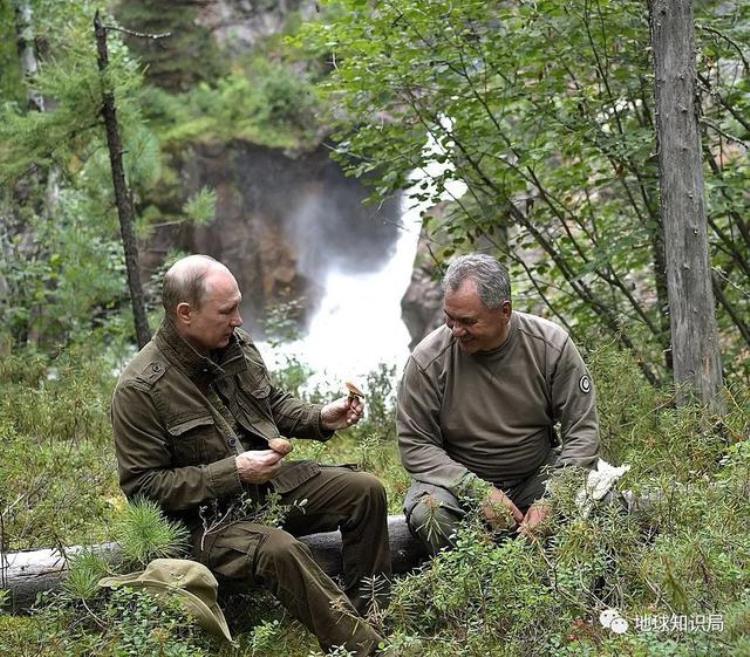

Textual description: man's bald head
[162,255,231,318]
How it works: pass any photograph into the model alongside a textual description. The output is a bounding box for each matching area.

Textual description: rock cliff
[141,141,401,333]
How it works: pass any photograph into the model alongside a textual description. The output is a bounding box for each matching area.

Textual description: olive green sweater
[397,311,599,495]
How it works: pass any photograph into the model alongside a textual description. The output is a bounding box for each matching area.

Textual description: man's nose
[450,323,466,337]
[232,311,243,327]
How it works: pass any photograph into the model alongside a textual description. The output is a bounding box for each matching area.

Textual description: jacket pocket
[270,460,321,494]
[238,370,271,400]
[236,372,274,429]
[166,415,214,466]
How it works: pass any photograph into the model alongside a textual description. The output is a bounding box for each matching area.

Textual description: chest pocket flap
[239,369,271,399]
[166,415,215,466]
[168,415,215,436]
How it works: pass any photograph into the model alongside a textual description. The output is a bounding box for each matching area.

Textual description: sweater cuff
[207,457,243,498]
[455,471,490,503]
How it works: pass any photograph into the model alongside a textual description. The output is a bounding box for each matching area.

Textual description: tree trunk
[93,11,152,349]
[650,0,724,411]
[1,516,426,611]
[14,0,44,112]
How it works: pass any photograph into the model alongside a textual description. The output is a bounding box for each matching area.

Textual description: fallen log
[2,515,426,611]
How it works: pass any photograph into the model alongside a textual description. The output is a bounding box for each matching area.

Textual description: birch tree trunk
[14,0,44,112]
[15,0,61,221]
[650,0,724,411]
[94,11,152,348]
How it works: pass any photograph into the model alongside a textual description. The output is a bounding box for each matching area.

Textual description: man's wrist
[456,472,487,502]
[316,407,336,439]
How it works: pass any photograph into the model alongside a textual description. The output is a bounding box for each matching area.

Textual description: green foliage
[62,550,111,601]
[9,585,215,657]
[0,0,325,349]
[1,190,130,345]
[361,363,398,441]
[141,58,319,150]
[114,0,228,91]
[113,498,189,569]
[0,1,24,105]
[262,298,308,348]
[184,186,217,225]
[296,0,750,382]
[246,619,283,656]
[268,354,315,400]
[106,588,209,657]
[0,4,162,348]
[0,341,123,550]
[1,337,749,655]
[0,7,146,181]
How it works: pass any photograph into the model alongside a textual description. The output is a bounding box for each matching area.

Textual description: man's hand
[320,396,365,431]
[480,486,524,531]
[235,449,284,484]
[518,500,552,539]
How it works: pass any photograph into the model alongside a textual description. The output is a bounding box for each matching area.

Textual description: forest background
[0,1,748,656]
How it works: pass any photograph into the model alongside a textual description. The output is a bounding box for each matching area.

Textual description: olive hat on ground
[98,558,232,642]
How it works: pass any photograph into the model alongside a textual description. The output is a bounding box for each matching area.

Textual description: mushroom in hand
[344,381,365,403]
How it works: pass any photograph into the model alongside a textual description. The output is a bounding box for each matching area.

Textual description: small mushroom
[344,381,365,403]
[268,437,293,456]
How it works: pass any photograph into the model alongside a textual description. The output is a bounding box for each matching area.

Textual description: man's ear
[502,300,512,320]
[175,302,192,325]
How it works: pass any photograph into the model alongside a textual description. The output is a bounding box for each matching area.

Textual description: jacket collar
[155,319,247,381]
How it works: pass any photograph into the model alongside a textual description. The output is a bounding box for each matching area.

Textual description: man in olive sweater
[397,254,599,553]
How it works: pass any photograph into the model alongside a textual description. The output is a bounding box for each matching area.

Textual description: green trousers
[193,466,390,656]
[405,449,558,555]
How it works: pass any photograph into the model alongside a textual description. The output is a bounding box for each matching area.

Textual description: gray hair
[162,254,220,317]
[442,254,511,310]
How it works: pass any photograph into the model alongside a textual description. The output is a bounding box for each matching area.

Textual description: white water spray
[257,124,466,392]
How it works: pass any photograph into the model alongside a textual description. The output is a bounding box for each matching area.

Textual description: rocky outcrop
[142,141,401,334]
[116,0,402,334]
[195,0,318,54]
[400,223,444,350]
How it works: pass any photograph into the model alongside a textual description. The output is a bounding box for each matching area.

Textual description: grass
[0,339,748,657]
[0,342,123,551]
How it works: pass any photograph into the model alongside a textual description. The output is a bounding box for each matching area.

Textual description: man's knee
[330,470,388,519]
[348,471,387,506]
[407,493,462,553]
[255,527,311,578]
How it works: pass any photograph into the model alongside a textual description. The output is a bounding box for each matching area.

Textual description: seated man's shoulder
[411,325,453,370]
[116,343,169,392]
[515,311,569,353]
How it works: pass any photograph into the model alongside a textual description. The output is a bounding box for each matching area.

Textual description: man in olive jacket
[111,255,390,656]
[398,254,599,553]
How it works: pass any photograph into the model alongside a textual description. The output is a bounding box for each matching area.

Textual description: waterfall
[256,210,420,392]
[257,125,466,394]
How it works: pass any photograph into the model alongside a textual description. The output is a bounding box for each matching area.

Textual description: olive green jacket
[111,320,330,526]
